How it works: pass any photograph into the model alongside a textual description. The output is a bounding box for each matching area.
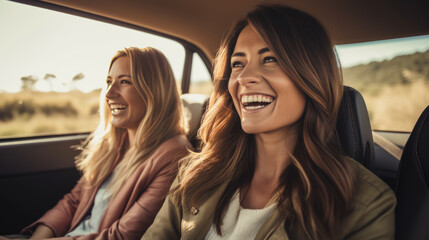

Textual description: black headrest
[395,105,429,240]
[181,87,375,161]
[336,86,375,170]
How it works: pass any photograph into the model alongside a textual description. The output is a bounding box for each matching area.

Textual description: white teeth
[245,105,266,110]
[240,94,274,104]
[109,104,127,114]
[109,104,127,110]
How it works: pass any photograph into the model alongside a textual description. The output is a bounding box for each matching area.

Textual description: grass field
[361,80,429,131]
[0,90,100,138]
[1,77,428,138]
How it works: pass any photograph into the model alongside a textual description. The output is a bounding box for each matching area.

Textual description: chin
[241,125,263,134]
[110,120,126,129]
[111,124,125,129]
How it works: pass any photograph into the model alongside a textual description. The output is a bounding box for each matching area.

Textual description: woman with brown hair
[143,5,395,240]
[17,47,191,239]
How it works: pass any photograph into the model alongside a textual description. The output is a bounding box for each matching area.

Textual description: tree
[20,75,38,91]
[71,73,85,90]
[44,73,56,91]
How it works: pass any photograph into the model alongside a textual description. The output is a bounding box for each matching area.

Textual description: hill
[341,50,429,131]
[342,49,429,94]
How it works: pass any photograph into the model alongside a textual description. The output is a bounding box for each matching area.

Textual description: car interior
[0,0,428,238]
[395,106,429,240]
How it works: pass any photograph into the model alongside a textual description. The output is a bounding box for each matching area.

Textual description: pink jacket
[22,135,191,240]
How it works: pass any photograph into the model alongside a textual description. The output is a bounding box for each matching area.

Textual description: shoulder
[131,136,191,189]
[146,135,191,170]
[340,158,396,239]
[152,135,191,158]
[347,158,395,208]
[155,135,192,155]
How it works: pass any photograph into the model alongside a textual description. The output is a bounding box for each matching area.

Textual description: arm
[344,187,396,240]
[71,143,189,240]
[141,177,183,240]
[22,179,84,237]
[30,224,55,239]
[74,162,181,240]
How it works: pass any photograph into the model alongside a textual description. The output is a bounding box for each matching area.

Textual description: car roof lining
[25,0,429,60]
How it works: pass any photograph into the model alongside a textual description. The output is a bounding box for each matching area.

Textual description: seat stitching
[345,88,358,160]
[414,107,429,185]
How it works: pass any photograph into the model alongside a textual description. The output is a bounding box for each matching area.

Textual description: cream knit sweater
[205,192,276,240]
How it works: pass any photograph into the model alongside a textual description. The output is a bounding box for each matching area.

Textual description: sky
[335,35,429,67]
[0,0,186,93]
[1,0,429,93]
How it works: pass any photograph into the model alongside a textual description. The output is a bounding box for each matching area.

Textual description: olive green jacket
[142,159,396,240]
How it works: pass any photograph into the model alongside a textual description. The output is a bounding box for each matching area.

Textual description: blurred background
[1,0,428,138]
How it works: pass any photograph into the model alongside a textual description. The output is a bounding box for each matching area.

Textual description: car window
[189,52,213,95]
[336,35,429,132]
[0,0,186,138]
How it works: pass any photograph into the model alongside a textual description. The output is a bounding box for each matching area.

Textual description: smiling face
[106,56,146,133]
[228,26,306,135]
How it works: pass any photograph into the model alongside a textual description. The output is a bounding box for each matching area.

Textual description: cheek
[292,93,306,119]
[126,90,145,114]
[133,100,146,117]
[282,88,306,119]
[227,78,241,114]
[274,78,306,120]
[134,98,146,116]
[227,78,235,97]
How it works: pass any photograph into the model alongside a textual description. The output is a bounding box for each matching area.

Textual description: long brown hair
[174,5,355,240]
[76,47,184,197]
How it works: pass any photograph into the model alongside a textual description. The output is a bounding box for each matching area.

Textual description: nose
[237,64,261,86]
[105,82,119,99]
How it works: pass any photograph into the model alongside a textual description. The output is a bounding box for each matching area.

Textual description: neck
[127,128,136,147]
[254,125,298,180]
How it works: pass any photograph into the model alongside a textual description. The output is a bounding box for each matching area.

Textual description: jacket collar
[182,180,291,240]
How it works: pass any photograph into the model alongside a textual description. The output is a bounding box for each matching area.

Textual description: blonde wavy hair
[174,5,356,240]
[75,47,184,197]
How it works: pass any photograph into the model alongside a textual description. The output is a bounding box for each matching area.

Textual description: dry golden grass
[0,114,99,137]
[1,90,100,116]
[1,78,427,138]
[362,80,429,132]
[0,90,101,138]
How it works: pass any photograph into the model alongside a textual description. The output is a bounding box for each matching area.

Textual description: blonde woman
[143,5,396,240]
[19,47,191,239]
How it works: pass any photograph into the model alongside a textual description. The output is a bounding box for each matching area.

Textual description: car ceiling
[39,0,429,59]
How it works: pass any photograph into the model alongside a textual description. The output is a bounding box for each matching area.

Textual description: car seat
[395,105,429,240]
[336,86,375,170]
[181,86,375,170]
[180,93,209,150]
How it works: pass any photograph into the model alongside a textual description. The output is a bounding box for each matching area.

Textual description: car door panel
[0,134,87,234]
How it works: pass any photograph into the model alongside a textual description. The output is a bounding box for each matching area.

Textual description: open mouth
[109,104,127,114]
[240,94,274,110]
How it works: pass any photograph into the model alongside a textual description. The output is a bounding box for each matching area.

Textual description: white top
[66,173,115,236]
[205,192,276,240]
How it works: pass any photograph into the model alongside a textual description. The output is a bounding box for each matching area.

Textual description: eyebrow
[258,48,270,54]
[106,74,131,79]
[231,47,271,57]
